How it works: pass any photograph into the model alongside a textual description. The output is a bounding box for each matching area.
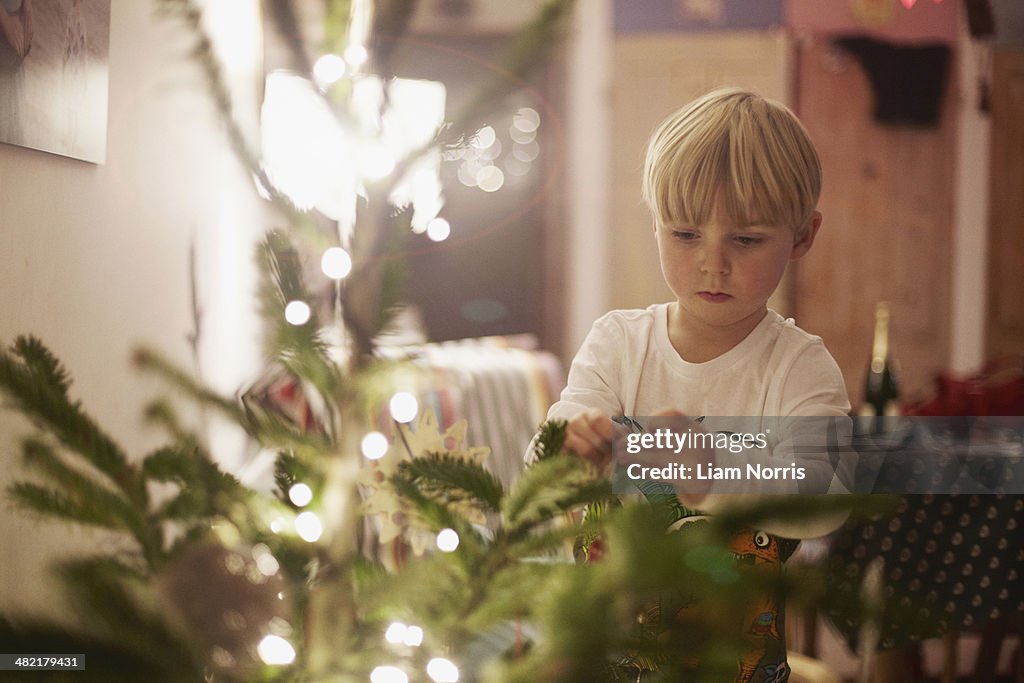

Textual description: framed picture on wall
[0,0,110,163]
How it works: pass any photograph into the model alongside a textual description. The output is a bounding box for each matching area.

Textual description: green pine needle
[8,482,127,530]
[257,231,340,398]
[0,337,133,494]
[529,419,568,462]
[133,349,247,424]
[389,472,483,548]
[12,336,73,397]
[502,455,611,534]
[397,453,504,513]
[20,438,143,531]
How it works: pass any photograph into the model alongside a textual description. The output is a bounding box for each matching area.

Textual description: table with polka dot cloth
[823,494,1024,650]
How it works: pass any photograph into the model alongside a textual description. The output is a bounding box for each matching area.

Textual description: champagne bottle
[860,301,901,417]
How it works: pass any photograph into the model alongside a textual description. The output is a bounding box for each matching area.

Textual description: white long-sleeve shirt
[545,304,853,538]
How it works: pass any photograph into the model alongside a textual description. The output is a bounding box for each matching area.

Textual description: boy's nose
[699,245,730,275]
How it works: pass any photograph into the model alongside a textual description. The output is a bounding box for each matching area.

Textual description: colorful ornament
[358,409,489,554]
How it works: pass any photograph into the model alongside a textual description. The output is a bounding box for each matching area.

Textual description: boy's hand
[564,408,615,471]
[637,409,715,505]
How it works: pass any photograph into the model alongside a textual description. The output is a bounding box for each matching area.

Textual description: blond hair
[642,88,821,236]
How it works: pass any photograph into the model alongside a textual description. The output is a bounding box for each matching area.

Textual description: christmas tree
[0,2,877,681]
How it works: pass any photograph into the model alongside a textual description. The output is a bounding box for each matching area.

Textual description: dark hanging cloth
[834,35,952,127]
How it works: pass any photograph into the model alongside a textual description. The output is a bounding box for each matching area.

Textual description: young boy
[546,88,851,682]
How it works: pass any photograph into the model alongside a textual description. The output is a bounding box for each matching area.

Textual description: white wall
[949,11,991,374]
[564,0,612,359]
[0,0,263,618]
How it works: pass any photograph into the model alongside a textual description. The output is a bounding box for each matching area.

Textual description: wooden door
[985,48,1024,360]
[794,38,956,405]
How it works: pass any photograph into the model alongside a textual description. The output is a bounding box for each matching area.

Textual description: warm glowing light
[426,218,451,242]
[457,162,479,188]
[295,511,323,542]
[426,657,460,682]
[257,634,296,665]
[384,621,408,644]
[252,544,281,576]
[361,432,389,460]
[436,528,459,552]
[370,666,408,683]
[261,71,357,226]
[513,140,540,163]
[288,483,314,507]
[389,392,418,423]
[321,247,353,279]
[344,44,369,68]
[403,625,424,647]
[270,517,285,534]
[472,125,496,149]
[513,107,540,133]
[285,301,312,325]
[360,141,397,180]
[480,139,502,161]
[313,54,346,86]
[476,165,505,193]
[509,125,536,144]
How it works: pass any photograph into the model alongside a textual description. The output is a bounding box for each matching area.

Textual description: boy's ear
[790,211,822,260]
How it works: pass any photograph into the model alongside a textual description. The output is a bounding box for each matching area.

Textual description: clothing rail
[379,335,564,489]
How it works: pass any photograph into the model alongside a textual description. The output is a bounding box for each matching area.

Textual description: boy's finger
[582,410,614,441]
[567,422,609,455]
[564,430,612,469]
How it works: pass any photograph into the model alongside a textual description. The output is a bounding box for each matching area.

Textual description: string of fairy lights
[245,0,547,674]
[248,372,466,679]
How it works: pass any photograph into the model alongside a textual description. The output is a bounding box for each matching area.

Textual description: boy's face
[655,201,820,337]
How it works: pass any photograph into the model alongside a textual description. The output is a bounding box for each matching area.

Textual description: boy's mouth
[697,291,732,303]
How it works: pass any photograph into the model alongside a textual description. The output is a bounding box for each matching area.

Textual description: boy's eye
[734,235,765,247]
[671,230,698,241]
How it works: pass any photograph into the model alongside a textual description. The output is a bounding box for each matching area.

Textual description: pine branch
[133,348,246,424]
[0,338,135,499]
[506,516,600,561]
[529,419,568,462]
[7,483,127,530]
[12,336,73,398]
[323,0,353,52]
[389,471,467,532]
[388,473,487,571]
[258,231,340,398]
[340,202,413,362]
[502,455,611,535]
[457,563,570,636]
[237,396,333,453]
[373,238,409,337]
[143,444,245,527]
[20,438,146,534]
[397,453,504,513]
[141,398,189,441]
